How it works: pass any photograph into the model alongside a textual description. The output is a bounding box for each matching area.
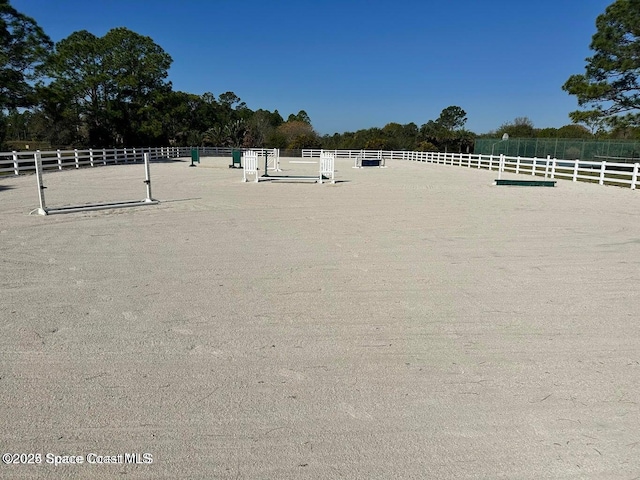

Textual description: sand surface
[1,156,639,479]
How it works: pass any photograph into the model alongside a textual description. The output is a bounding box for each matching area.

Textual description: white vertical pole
[572,160,579,182]
[143,153,155,202]
[34,152,47,215]
[89,148,94,167]
[253,152,257,182]
[551,158,557,179]
[242,153,247,182]
[631,163,638,190]
[498,154,504,180]
[12,151,19,175]
[516,156,520,174]
[74,149,79,169]
[532,157,537,176]
[57,149,62,170]
[544,155,550,178]
[102,148,107,165]
[599,161,606,185]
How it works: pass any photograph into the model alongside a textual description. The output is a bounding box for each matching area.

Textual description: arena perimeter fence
[302,149,639,190]
[0,146,282,175]
[1,146,638,190]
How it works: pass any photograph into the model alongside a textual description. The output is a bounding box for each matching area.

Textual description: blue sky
[14,0,611,136]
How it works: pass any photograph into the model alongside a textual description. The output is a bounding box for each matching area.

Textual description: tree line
[2,0,639,152]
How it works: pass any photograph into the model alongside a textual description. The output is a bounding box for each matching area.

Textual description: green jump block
[495,179,556,187]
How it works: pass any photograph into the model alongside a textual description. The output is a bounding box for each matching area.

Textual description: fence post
[12,151,19,175]
[516,156,520,174]
[57,149,62,170]
[631,163,638,190]
[572,160,579,182]
[489,154,493,171]
[544,155,550,178]
[102,148,107,165]
[532,157,537,176]
[599,161,606,185]
[551,158,557,179]
[74,149,79,169]
[89,148,94,167]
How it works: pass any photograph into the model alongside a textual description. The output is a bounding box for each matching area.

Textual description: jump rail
[31,152,158,215]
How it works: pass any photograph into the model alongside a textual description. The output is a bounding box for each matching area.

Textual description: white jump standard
[243,150,335,183]
[32,152,159,215]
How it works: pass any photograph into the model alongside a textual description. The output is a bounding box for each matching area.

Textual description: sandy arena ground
[1,156,639,479]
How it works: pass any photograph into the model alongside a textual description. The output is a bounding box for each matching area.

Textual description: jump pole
[34,151,48,215]
[143,153,155,202]
[31,151,158,215]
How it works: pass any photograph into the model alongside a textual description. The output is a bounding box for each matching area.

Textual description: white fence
[303,149,640,190]
[0,146,187,176]
[3,146,638,190]
[0,146,275,176]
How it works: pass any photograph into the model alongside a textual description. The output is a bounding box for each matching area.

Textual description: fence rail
[0,146,189,176]
[301,149,639,190]
[3,146,638,190]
